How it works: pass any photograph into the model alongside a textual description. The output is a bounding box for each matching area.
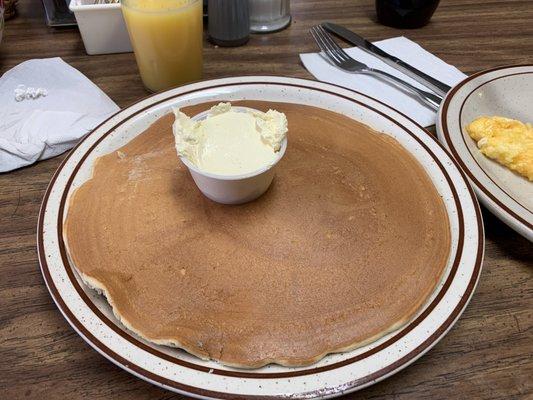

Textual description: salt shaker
[208,0,250,47]
[249,0,291,33]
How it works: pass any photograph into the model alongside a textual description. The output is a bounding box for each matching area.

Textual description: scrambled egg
[466,116,533,181]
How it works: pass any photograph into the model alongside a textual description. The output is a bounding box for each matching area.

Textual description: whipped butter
[173,103,288,176]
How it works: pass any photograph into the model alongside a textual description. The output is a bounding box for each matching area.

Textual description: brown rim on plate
[440,65,533,230]
[460,72,533,214]
[58,85,461,376]
[38,79,484,398]
[61,83,465,374]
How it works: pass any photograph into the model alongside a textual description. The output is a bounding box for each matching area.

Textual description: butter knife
[322,22,451,97]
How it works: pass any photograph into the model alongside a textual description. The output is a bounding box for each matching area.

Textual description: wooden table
[1,0,531,398]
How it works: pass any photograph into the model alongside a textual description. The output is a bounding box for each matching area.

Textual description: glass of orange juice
[121,0,203,92]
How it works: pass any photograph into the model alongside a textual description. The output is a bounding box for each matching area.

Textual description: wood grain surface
[0,0,531,399]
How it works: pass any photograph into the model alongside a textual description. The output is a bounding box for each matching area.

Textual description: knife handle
[384,57,452,98]
[366,69,442,111]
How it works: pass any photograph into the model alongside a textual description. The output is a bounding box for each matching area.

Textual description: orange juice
[121,0,203,92]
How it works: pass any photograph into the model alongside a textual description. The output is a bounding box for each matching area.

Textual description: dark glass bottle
[376,0,440,29]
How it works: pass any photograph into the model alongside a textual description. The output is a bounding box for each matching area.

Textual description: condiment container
[178,107,287,205]
[208,0,249,47]
[249,0,291,33]
[69,0,132,55]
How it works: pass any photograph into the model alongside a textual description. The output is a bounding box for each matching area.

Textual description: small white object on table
[0,58,119,172]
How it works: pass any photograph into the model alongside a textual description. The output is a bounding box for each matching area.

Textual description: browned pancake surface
[64,101,450,368]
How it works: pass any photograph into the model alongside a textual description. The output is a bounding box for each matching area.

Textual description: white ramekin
[178,107,287,205]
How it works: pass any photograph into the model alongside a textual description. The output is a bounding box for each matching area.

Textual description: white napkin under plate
[0,58,119,172]
[300,36,467,127]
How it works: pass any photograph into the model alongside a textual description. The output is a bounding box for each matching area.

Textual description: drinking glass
[121,0,203,92]
[249,0,291,33]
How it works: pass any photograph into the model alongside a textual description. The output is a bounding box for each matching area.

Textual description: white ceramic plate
[437,65,533,241]
[38,77,483,399]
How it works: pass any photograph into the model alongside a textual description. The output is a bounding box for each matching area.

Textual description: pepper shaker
[208,0,250,47]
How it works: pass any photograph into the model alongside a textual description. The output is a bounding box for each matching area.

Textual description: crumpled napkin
[0,58,119,172]
[300,36,467,127]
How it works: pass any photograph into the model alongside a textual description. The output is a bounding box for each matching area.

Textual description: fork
[310,25,442,111]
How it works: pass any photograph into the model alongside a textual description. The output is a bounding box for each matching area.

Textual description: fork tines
[310,25,352,67]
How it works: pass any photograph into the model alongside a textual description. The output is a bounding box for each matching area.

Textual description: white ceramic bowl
[178,107,288,204]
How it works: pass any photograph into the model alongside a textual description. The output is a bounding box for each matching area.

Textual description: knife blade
[322,22,451,97]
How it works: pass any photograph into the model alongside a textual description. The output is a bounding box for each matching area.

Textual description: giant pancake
[64,101,451,368]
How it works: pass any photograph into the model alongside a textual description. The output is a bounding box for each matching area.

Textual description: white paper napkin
[0,58,120,172]
[300,36,467,127]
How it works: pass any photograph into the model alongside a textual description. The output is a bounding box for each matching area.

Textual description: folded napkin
[0,58,119,172]
[300,36,467,127]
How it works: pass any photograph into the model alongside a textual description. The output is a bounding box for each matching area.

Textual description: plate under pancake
[64,101,450,368]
